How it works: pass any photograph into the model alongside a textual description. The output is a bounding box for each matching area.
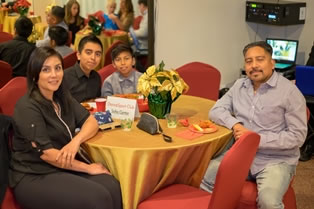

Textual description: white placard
[299,7,306,20]
[106,96,139,120]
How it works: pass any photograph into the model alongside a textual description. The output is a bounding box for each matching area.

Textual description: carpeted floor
[293,157,314,209]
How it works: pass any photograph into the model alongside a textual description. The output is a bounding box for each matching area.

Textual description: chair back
[176,62,221,101]
[66,31,72,47]
[0,32,13,43]
[63,51,77,69]
[208,131,260,209]
[98,64,116,85]
[133,15,143,30]
[104,40,124,67]
[0,61,13,89]
[0,77,27,116]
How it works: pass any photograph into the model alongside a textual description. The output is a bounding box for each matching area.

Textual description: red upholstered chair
[0,77,27,116]
[176,62,221,101]
[1,188,22,209]
[98,64,116,85]
[0,31,13,43]
[104,40,124,67]
[63,51,77,69]
[137,131,260,209]
[133,15,143,30]
[0,60,13,88]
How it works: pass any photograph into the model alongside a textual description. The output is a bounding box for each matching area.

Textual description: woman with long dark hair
[9,47,122,209]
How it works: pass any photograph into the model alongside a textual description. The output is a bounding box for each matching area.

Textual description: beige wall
[155,0,314,87]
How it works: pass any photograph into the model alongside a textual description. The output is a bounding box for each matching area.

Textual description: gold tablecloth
[74,28,129,70]
[3,15,42,35]
[0,8,8,24]
[84,95,233,209]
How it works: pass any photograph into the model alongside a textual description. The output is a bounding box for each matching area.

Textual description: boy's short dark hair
[138,0,147,6]
[243,41,273,57]
[48,26,68,46]
[111,43,134,61]
[15,16,33,38]
[51,6,65,22]
[78,34,103,53]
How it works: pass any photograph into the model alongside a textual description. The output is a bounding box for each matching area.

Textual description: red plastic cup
[95,98,106,112]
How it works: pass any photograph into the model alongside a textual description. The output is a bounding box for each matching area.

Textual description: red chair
[176,62,221,101]
[235,109,310,209]
[0,77,27,116]
[63,51,77,69]
[98,64,116,85]
[1,188,22,209]
[137,131,260,209]
[0,60,13,88]
[133,15,143,30]
[0,31,13,43]
[104,40,124,67]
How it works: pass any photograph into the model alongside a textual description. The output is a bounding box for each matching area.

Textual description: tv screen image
[266,38,298,63]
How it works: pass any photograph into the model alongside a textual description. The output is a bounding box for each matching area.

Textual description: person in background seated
[101,43,142,97]
[200,41,307,209]
[108,0,134,32]
[103,0,119,30]
[48,26,73,57]
[64,0,85,45]
[0,16,35,77]
[10,47,122,209]
[36,5,68,47]
[131,0,148,51]
[64,34,102,102]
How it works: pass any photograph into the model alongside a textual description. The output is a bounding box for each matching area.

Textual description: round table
[84,95,233,209]
[74,28,129,70]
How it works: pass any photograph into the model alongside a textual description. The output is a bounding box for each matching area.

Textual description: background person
[10,47,122,209]
[64,0,85,45]
[131,0,148,50]
[0,16,35,77]
[108,0,134,32]
[48,25,73,57]
[64,34,102,102]
[36,5,68,47]
[103,0,119,30]
[200,41,307,209]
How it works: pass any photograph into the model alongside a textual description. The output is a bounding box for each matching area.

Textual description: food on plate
[193,124,203,132]
[199,120,213,128]
[81,102,93,111]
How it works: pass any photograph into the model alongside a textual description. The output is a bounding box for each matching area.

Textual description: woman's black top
[9,94,89,187]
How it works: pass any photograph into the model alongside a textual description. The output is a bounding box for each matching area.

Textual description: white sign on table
[106,96,140,120]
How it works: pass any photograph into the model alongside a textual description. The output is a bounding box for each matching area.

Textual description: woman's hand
[232,123,250,140]
[87,163,112,175]
[56,139,81,168]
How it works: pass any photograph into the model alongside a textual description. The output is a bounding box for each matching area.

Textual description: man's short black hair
[78,34,103,53]
[48,26,68,46]
[138,0,147,6]
[51,6,65,22]
[111,43,134,61]
[14,16,33,38]
[243,41,273,57]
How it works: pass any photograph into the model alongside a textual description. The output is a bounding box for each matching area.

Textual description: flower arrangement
[87,11,106,36]
[13,0,31,16]
[137,61,189,118]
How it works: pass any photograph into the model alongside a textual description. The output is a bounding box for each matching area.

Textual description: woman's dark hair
[111,43,134,61]
[27,47,72,113]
